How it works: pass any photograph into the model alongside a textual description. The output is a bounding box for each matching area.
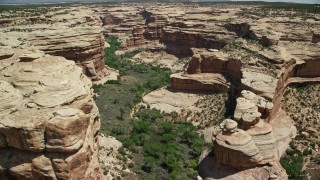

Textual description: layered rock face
[0,5,111,82]
[0,49,101,179]
[102,4,244,56]
[143,12,167,40]
[213,120,265,168]
[27,26,108,81]
[224,23,251,36]
[241,69,278,100]
[170,51,241,92]
[143,5,239,56]
[170,73,230,92]
[161,27,236,56]
[269,58,320,123]
[200,91,287,180]
[103,6,146,49]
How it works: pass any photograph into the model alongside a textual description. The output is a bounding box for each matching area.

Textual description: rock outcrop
[170,51,241,92]
[241,69,278,100]
[213,119,265,168]
[0,6,113,83]
[269,58,320,123]
[161,27,236,56]
[199,91,287,180]
[27,26,108,82]
[103,6,146,49]
[0,49,101,179]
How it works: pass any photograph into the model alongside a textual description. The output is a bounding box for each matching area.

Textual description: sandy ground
[142,87,202,114]
[132,50,187,72]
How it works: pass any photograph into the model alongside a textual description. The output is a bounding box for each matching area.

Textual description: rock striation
[199,91,287,180]
[0,6,112,83]
[269,58,320,124]
[27,26,108,82]
[0,49,101,179]
[161,26,236,56]
[170,51,241,92]
[103,6,146,49]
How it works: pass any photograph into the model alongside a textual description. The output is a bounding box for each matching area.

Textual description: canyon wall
[0,6,112,83]
[170,51,241,92]
[103,6,146,49]
[0,49,101,179]
[170,73,230,92]
[27,26,108,82]
[161,28,236,56]
[269,59,320,123]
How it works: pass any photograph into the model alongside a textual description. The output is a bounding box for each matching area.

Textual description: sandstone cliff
[27,26,108,82]
[171,51,241,92]
[0,48,101,179]
[199,91,287,180]
[0,6,111,83]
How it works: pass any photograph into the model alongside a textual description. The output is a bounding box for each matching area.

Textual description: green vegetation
[95,36,205,179]
[280,155,305,180]
[291,83,309,92]
[281,83,320,180]
[94,36,171,131]
[124,109,205,179]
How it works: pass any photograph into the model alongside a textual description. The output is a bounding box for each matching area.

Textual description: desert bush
[280,155,305,179]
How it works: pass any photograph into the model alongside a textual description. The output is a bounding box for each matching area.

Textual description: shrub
[280,155,305,179]
[162,133,175,143]
[128,162,134,168]
[118,147,126,155]
[168,170,189,180]
[132,120,150,134]
[144,143,164,159]
[111,125,125,135]
[142,156,157,173]
[106,79,120,84]
[160,122,174,134]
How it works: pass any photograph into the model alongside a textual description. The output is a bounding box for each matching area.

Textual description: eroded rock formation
[0,6,112,83]
[27,26,108,81]
[0,49,101,179]
[199,91,287,180]
[171,51,241,92]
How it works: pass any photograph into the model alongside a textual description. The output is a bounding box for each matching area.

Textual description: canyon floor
[0,1,320,180]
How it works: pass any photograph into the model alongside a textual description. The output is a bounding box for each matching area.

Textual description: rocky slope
[0,48,101,179]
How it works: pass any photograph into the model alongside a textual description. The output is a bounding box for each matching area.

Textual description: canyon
[0,2,320,180]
